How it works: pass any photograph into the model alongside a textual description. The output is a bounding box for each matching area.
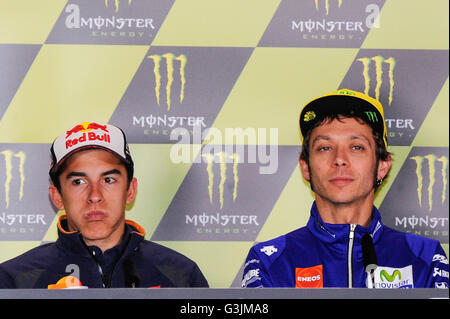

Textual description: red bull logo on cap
[65,122,111,149]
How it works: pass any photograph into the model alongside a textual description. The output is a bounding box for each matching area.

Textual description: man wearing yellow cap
[242,89,449,289]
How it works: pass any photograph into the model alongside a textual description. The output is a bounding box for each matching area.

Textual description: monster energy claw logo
[202,152,239,210]
[314,0,342,16]
[1,150,26,209]
[365,111,378,123]
[105,0,132,12]
[357,56,396,105]
[147,53,187,111]
[380,269,401,282]
[410,154,448,211]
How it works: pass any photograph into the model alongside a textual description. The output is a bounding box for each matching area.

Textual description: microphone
[123,259,140,288]
[362,233,378,288]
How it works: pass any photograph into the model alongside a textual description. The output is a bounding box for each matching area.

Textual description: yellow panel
[153,0,281,47]
[374,146,412,207]
[0,44,148,143]
[41,211,65,242]
[256,166,313,242]
[207,47,359,145]
[412,79,449,147]
[155,241,253,288]
[443,244,449,259]
[0,241,41,263]
[362,0,449,49]
[0,0,67,44]
[126,144,197,238]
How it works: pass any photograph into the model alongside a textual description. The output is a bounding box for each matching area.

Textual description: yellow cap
[299,89,388,148]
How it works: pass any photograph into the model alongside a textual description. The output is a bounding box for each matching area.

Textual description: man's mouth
[329,177,354,187]
[85,211,107,220]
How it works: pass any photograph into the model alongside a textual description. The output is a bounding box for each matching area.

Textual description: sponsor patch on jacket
[374,265,414,288]
[260,245,278,256]
[295,265,323,288]
[242,268,261,287]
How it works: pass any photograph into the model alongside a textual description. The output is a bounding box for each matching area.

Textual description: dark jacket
[0,215,209,288]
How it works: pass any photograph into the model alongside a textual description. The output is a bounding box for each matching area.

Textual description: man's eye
[352,145,364,151]
[104,177,116,184]
[318,146,330,151]
[72,179,85,186]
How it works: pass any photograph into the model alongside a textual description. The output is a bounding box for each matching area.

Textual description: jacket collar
[306,201,384,245]
[55,215,145,256]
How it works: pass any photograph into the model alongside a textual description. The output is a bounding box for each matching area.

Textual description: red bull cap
[49,121,133,179]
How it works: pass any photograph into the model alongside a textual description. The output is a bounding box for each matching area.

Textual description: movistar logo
[380,269,401,282]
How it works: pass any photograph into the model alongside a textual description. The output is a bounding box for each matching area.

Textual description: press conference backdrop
[0,0,448,288]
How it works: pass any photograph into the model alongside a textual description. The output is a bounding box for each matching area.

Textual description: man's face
[299,117,391,207]
[49,149,137,248]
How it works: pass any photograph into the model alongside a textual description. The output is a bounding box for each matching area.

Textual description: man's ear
[377,154,392,181]
[299,159,311,181]
[49,185,65,211]
[126,177,138,205]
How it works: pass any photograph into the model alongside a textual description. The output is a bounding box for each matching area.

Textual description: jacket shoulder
[138,240,208,287]
[139,240,196,265]
[404,231,443,265]
[1,242,55,270]
[249,227,309,269]
[383,226,443,264]
[0,243,55,288]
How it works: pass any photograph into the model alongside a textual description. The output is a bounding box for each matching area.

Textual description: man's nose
[88,184,104,203]
[333,147,348,167]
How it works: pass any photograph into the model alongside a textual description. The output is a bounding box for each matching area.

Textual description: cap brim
[50,144,132,177]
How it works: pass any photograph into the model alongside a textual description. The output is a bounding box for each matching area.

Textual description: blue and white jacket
[242,203,449,288]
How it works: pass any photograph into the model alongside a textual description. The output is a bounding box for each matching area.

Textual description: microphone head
[123,258,140,288]
[362,233,378,268]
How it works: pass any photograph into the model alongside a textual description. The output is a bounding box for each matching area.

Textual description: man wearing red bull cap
[242,89,449,289]
[0,121,208,288]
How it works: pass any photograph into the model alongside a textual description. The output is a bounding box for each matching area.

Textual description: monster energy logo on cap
[365,111,379,122]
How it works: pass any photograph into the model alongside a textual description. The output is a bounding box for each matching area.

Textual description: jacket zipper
[80,233,132,288]
[104,234,132,288]
[348,224,356,288]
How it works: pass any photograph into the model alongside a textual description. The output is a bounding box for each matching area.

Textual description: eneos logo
[296,265,323,288]
[65,122,110,149]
